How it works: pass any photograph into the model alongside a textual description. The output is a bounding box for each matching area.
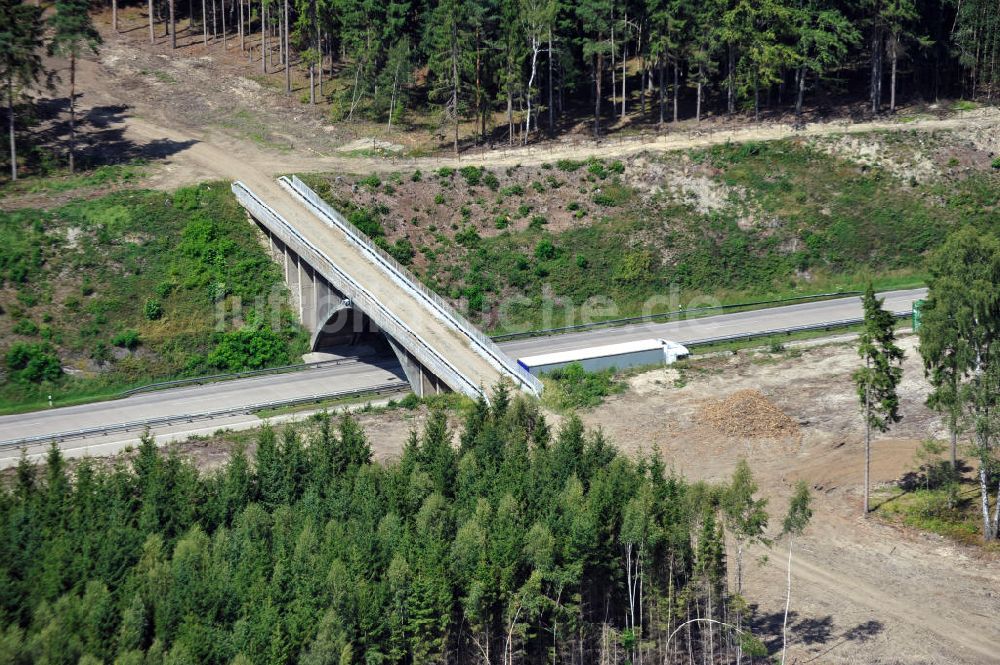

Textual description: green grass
[255,389,472,419]
[951,100,979,111]
[0,182,307,411]
[0,162,145,199]
[218,110,294,152]
[874,485,987,545]
[305,135,987,337]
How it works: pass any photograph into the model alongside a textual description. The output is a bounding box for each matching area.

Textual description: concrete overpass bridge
[231,175,541,400]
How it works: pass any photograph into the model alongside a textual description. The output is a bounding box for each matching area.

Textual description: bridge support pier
[386,337,448,398]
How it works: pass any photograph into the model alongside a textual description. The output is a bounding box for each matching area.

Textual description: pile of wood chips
[699,389,800,438]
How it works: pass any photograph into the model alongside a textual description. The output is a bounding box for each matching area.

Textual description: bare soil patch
[581,336,1000,664]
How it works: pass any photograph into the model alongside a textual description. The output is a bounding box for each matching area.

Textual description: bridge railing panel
[281,175,543,396]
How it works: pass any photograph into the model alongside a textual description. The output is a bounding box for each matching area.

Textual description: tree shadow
[20,98,199,173]
[750,606,884,658]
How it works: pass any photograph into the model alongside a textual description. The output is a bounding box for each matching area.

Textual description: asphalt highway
[0,288,925,467]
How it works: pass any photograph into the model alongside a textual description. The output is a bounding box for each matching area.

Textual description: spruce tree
[0,0,45,181]
[853,282,904,515]
[48,0,101,173]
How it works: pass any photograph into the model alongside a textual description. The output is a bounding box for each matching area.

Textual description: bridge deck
[236,172,516,397]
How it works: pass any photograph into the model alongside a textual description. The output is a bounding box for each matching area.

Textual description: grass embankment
[305,138,995,333]
[0,182,307,412]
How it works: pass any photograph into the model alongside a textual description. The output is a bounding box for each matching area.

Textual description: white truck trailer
[516,338,689,377]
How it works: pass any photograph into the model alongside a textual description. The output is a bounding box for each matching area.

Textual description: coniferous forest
[110,0,1000,144]
[0,385,782,664]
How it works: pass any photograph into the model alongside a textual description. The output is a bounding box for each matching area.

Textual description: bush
[500,184,524,197]
[358,174,382,191]
[588,161,608,179]
[13,319,39,336]
[609,160,625,174]
[389,238,416,265]
[556,159,584,172]
[437,167,455,178]
[535,239,557,260]
[208,324,292,372]
[992,157,1000,170]
[459,166,483,187]
[348,208,385,238]
[455,226,481,247]
[614,250,653,283]
[144,298,163,321]
[6,342,62,383]
[543,362,623,409]
[529,215,548,229]
[91,341,111,364]
[112,329,141,350]
[411,169,423,182]
[483,172,500,191]
[434,193,446,205]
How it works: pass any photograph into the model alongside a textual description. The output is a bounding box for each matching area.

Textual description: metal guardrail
[233,182,485,400]
[681,311,910,350]
[282,175,544,396]
[491,291,865,342]
[118,357,367,397]
[0,381,407,449]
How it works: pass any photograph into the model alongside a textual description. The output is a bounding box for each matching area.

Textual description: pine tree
[790,0,859,115]
[49,0,101,173]
[427,0,474,154]
[853,283,904,515]
[577,0,613,136]
[0,0,45,181]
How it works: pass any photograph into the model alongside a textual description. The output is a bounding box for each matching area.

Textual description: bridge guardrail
[282,175,543,396]
[233,182,485,399]
[0,381,407,450]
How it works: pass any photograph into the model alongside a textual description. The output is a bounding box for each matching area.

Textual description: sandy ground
[580,336,1000,664]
